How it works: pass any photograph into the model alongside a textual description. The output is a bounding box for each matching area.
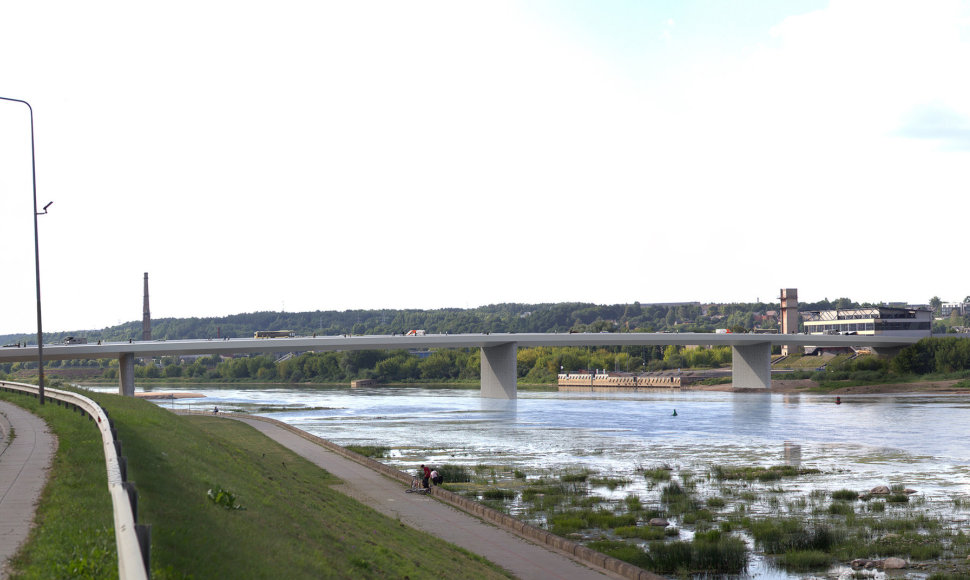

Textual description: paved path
[0,401,56,579]
[228,415,620,580]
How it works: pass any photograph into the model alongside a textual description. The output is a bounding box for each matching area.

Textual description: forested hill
[1,298,864,345]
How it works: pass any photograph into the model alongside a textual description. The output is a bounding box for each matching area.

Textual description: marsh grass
[639,530,747,574]
[560,470,592,483]
[590,476,631,490]
[438,463,472,483]
[832,489,860,501]
[393,450,963,577]
[828,501,855,516]
[641,466,672,481]
[481,488,516,501]
[711,464,821,482]
[344,444,389,458]
[777,549,834,571]
[615,525,667,541]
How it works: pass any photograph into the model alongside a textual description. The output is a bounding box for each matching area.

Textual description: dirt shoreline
[692,379,970,395]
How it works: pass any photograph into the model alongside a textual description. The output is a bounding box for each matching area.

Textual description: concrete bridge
[0,332,920,398]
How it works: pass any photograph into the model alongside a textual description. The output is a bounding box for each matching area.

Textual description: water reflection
[783,441,801,467]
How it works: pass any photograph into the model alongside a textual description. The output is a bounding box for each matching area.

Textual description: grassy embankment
[0,387,510,580]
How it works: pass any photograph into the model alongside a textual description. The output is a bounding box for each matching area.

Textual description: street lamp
[0,95,49,405]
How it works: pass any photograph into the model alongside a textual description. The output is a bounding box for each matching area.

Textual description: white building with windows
[803,306,932,338]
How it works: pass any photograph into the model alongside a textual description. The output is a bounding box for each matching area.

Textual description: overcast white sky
[2,1,969,335]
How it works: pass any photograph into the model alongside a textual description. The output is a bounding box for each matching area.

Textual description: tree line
[2,297,882,346]
[2,344,735,384]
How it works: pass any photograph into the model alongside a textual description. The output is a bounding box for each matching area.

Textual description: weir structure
[0,332,922,399]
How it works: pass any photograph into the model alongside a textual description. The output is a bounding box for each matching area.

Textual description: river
[85,383,970,578]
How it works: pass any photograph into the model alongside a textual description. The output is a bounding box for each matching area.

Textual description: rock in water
[883,557,907,569]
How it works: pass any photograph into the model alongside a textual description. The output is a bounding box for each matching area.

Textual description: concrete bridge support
[480,342,517,399]
[732,343,771,389]
[119,353,135,397]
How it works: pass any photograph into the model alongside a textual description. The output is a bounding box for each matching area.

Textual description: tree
[930,296,943,315]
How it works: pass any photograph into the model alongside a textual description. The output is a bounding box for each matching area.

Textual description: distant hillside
[0,298,864,345]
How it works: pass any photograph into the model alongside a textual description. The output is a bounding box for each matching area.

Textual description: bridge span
[0,332,920,398]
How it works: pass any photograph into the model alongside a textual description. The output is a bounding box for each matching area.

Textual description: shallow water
[91,383,970,578]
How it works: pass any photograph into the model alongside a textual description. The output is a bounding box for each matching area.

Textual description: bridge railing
[0,380,149,580]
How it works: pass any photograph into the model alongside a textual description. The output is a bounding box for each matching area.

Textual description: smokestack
[142,272,152,341]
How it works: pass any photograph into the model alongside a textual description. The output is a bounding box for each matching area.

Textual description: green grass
[2,389,511,579]
[2,391,117,579]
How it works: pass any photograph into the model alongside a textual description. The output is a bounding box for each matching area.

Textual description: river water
[86,383,970,578]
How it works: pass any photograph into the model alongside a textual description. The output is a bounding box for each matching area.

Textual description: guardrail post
[135,523,151,578]
[123,481,138,522]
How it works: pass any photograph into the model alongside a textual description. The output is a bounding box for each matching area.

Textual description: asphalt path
[227,414,623,580]
[0,401,56,579]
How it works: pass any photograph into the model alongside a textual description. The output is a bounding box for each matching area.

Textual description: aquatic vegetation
[614,524,667,540]
[711,464,822,482]
[560,470,592,483]
[422,459,967,578]
[640,466,672,481]
[590,476,631,490]
[343,444,388,458]
[706,496,726,509]
[828,501,855,516]
[438,463,472,483]
[481,488,516,501]
[832,488,860,501]
[642,530,748,574]
[777,549,834,571]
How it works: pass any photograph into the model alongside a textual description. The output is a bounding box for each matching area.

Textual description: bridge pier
[480,343,517,399]
[119,353,135,396]
[732,343,771,389]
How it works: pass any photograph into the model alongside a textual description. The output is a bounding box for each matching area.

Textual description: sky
[1,1,969,335]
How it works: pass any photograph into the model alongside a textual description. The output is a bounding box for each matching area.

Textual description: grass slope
[2,389,510,579]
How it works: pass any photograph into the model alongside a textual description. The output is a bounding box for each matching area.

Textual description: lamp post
[1,95,48,405]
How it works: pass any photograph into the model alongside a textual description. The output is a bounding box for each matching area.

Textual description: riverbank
[768,378,970,394]
[0,389,514,579]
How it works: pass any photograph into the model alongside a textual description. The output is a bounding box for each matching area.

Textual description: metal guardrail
[0,380,150,580]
